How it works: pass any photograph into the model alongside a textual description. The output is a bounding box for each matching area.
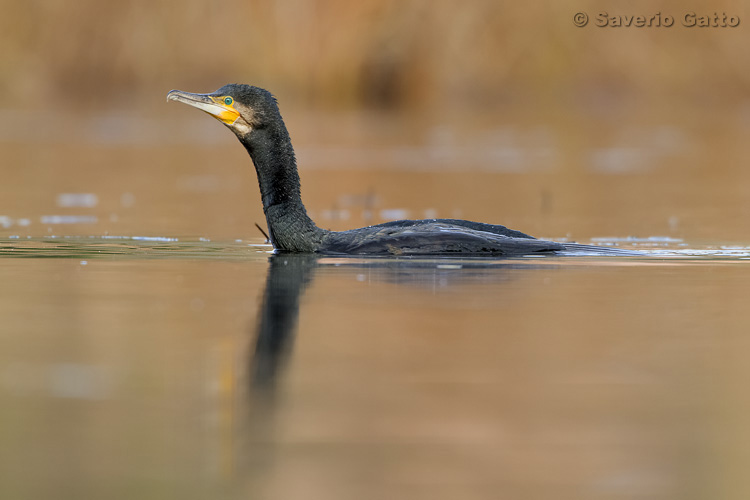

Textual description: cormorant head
[167,84,280,137]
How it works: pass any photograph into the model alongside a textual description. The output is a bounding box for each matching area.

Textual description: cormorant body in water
[167,84,627,256]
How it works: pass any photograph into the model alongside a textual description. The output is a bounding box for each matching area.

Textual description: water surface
[1,237,750,499]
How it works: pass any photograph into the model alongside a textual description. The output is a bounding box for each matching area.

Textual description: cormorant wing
[320,222,564,256]
[370,218,537,239]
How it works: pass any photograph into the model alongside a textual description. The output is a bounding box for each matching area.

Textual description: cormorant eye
[223,97,233,106]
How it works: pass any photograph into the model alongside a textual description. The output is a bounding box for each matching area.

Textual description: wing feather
[320,222,563,256]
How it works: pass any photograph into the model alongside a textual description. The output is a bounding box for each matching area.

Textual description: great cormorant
[167,84,626,256]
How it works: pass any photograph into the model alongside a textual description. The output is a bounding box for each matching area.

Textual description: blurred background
[1,0,749,242]
[3,2,750,499]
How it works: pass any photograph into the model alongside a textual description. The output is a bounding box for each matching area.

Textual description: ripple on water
[586,237,750,259]
[39,215,99,224]
[0,236,747,262]
[0,236,273,260]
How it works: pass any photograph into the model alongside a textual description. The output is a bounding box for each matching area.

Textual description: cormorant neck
[238,122,327,252]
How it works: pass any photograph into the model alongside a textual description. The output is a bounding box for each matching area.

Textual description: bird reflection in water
[241,253,566,491]
[248,253,561,394]
[250,253,319,395]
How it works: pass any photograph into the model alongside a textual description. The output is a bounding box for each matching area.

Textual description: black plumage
[168,84,630,256]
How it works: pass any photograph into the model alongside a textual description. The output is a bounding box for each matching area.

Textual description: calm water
[2,108,750,499]
[1,236,750,500]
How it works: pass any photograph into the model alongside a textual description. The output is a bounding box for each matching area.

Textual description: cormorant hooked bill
[167,84,623,256]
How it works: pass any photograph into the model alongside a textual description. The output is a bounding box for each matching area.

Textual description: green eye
[223,97,233,106]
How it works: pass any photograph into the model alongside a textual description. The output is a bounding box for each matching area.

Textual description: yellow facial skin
[210,96,241,125]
